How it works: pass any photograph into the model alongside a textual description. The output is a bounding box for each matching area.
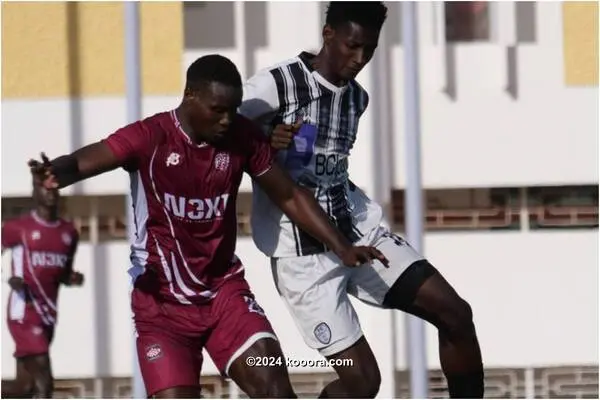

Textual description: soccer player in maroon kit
[28,54,388,398]
[1,180,84,398]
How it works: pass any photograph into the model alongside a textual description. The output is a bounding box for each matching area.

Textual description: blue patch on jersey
[284,123,317,174]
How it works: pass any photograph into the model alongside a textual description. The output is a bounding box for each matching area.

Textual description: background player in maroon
[1,180,83,398]
[28,54,388,398]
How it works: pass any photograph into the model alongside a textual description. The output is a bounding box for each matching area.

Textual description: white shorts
[271,225,425,357]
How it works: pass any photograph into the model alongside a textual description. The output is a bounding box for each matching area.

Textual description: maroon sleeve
[102,120,153,170]
[1,220,21,250]
[241,118,275,177]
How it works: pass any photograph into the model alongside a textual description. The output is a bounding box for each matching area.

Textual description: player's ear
[323,24,335,45]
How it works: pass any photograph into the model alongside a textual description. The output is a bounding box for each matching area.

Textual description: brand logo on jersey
[145,344,163,361]
[314,322,331,345]
[214,152,230,171]
[31,251,68,268]
[164,193,230,221]
[166,152,181,167]
[31,231,41,240]
[61,233,72,245]
[315,154,348,177]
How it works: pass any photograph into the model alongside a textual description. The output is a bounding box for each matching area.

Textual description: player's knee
[33,373,53,397]
[266,378,296,398]
[442,298,475,339]
[338,363,381,398]
[244,373,295,398]
[356,370,381,398]
[13,375,35,396]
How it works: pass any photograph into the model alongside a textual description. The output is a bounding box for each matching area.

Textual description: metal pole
[124,2,145,398]
[370,26,397,398]
[401,2,428,398]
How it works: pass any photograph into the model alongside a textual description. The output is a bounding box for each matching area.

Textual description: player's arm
[254,165,387,266]
[243,119,387,266]
[29,121,150,189]
[1,222,27,292]
[60,230,83,287]
[239,71,298,150]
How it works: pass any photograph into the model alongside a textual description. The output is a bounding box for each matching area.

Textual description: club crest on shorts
[214,152,230,171]
[314,322,331,345]
[145,344,163,361]
[31,326,43,336]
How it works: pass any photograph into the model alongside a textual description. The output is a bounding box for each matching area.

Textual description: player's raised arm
[29,120,152,189]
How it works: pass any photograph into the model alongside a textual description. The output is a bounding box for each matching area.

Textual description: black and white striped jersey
[240,52,384,257]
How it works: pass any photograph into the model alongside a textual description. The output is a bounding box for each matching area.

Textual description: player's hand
[68,271,84,287]
[271,120,302,150]
[337,246,389,268]
[8,277,27,292]
[28,152,58,189]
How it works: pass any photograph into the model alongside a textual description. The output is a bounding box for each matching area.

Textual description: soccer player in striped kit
[240,2,484,398]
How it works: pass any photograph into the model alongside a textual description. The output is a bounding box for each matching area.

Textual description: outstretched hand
[28,152,58,189]
[338,246,389,268]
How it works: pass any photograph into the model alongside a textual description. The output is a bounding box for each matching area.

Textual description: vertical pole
[370,26,397,398]
[124,2,145,398]
[401,2,428,398]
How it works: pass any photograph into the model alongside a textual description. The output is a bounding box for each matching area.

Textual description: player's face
[324,22,380,81]
[34,184,59,208]
[186,82,242,144]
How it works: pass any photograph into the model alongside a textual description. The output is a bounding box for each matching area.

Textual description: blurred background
[1,1,598,398]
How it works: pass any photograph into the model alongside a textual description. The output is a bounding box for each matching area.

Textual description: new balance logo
[166,153,180,167]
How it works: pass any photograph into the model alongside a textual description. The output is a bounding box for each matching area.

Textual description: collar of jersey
[31,211,61,228]
[169,110,210,148]
[298,52,350,94]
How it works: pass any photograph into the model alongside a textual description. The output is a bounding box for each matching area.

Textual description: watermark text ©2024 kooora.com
[245,356,353,368]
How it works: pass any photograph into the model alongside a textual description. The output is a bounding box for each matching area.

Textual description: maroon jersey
[2,212,79,326]
[103,110,274,305]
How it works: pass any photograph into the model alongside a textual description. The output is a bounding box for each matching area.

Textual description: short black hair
[325,1,388,31]
[185,54,242,92]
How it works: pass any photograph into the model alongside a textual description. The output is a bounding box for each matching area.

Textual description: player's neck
[312,50,346,87]
[174,106,206,146]
[35,207,58,223]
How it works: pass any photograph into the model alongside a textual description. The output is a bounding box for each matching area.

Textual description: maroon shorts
[7,313,54,358]
[132,275,278,396]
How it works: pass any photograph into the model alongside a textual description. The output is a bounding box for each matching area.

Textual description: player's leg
[351,230,484,398]
[22,354,54,398]
[318,336,381,398]
[1,358,35,398]
[272,255,381,398]
[383,260,483,398]
[205,275,295,398]
[131,288,203,398]
[227,337,295,398]
[6,320,54,398]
